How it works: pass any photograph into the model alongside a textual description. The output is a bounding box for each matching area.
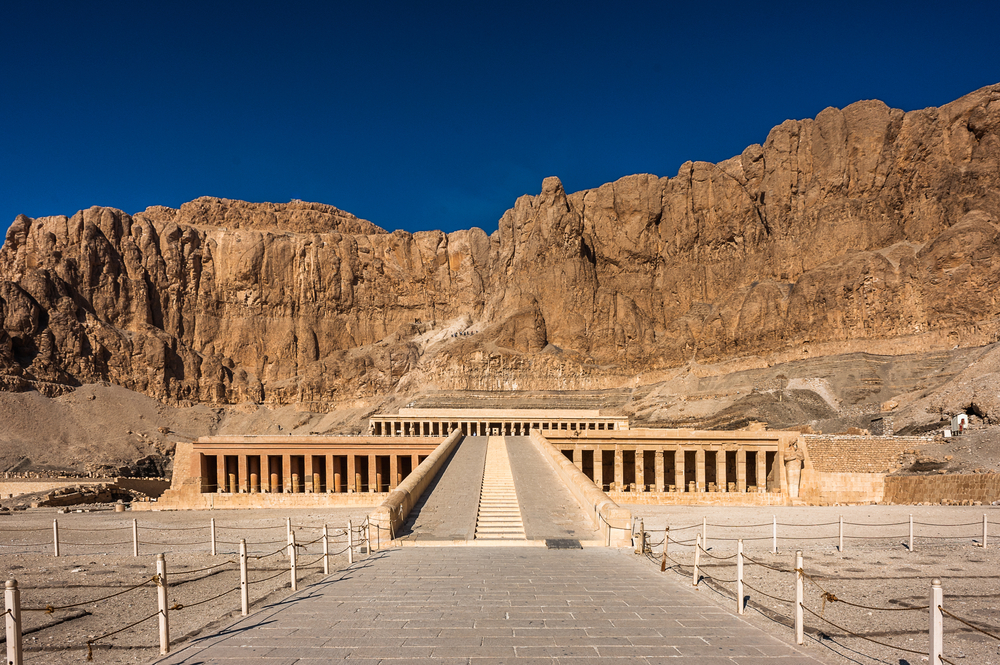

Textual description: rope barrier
[171,560,237,576]
[0,542,50,547]
[742,553,796,574]
[914,521,982,527]
[138,539,210,546]
[696,543,738,560]
[776,521,840,527]
[58,525,130,531]
[172,586,240,610]
[799,603,926,655]
[940,606,1000,641]
[147,525,210,531]
[85,609,161,661]
[843,521,909,527]
[741,579,795,605]
[60,540,132,546]
[24,576,158,613]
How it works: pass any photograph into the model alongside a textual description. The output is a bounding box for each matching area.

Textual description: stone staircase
[474,437,525,540]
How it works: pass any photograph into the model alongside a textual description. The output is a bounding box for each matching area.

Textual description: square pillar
[326,455,335,493]
[411,454,420,474]
[737,448,747,492]
[572,447,583,472]
[635,448,644,491]
[695,449,706,492]
[593,448,603,490]
[756,450,767,492]
[614,447,624,492]
[215,455,226,493]
[368,455,377,492]
[347,454,357,493]
[390,455,400,490]
[282,454,293,493]
[654,450,664,492]
[674,449,684,491]
[238,455,248,493]
[716,451,727,492]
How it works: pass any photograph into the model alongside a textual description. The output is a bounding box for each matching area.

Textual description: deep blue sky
[3,1,999,237]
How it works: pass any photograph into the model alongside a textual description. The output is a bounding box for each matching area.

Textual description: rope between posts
[0,526,49,532]
[796,568,928,613]
[86,609,162,661]
[172,585,240,611]
[217,523,282,530]
[914,521,982,527]
[741,553,796,574]
[250,545,288,560]
[705,521,773,528]
[138,540,210,546]
[940,606,1000,641]
[149,525,211,531]
[24,575,158,613]
[248,568,290,585]
[696,543,738,560]
[776,521,840,527]
[0,542,50,547]
[61,540,132,546]
[172,560,237,576]
[799,603,925,655]
[298,553,328,568]
[741,579,795,605]
[941,656,959,665]
[59,525,130,531]
[843,521,909,527]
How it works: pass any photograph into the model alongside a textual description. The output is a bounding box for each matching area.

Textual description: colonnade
[370,419,622,437]
[562,446,777,493]
[199,452,427,495]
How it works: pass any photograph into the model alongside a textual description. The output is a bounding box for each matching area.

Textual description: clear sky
[3,0,999,237]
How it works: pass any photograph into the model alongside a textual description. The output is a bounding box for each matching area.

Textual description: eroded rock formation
[1,84,999,411]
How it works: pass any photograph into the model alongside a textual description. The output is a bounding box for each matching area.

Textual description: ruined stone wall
[883,474,1000,505]
[803,435,930,473]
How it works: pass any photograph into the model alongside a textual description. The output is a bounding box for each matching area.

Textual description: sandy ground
[624,503,1000,665]
[0,506,376,664]
[3,504,1000,665]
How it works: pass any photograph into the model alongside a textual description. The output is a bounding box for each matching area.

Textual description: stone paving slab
[154,546,824,664]
[505,436,600,542]
[398,435,487,541]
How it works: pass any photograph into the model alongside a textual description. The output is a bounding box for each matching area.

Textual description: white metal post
[210,517,217,556]
[5,579,23,665]
[52,519,60,557]
[693,533,701,587]
[909,514,914,552]
[286,517,292,555]
[795,551,804,644]
[289,532,298,592]
[322,525,330,575]
[348,520,354,565]
[737,539,745,615]
[156,554,170,655]
[838,515,844,552]
[772,515,777,554]
[133,519,139,557]
[239,539,249,616]
[929,578,943,665]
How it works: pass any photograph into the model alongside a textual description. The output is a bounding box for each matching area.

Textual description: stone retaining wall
[798,469,885,505]
[803,435,930,473]
[883,474,1000,504]
[613,491,784,506]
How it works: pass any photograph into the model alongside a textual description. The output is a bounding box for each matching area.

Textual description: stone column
[593,448,603,489]
[282,454,293,493]
[737,448,747,493]
[333,457,342,493]
[304,455,315,493]
[214,455,226,493]
[655,450,664,493]
[369,455,377,492]
[411,454,420,475]
[695,449,706,492]
[673,449,683,491]
[757,450,767,492]
[390,455,400,489]
[269,458,279,493]
[635,448,644,491]
[238,455,248,493]
[326,456,335,493]
[614,447,624,492]
[716,451,727,492]
[248,455,260,494]
[347,455,356,493]
[572,447,583,472]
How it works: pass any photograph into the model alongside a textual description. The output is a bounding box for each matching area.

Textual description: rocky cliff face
[1,84,999,410]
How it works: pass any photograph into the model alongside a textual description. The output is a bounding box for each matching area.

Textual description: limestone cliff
[1,84,999,413]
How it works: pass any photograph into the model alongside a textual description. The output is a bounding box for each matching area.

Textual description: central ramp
[156,547,823,664]
[474,436,526,540]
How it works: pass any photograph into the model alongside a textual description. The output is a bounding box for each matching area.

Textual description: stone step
[474,436,525,541]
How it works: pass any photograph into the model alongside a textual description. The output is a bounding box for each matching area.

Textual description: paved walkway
[156,547,824,664]
[506,436,599,543]
[397,436,487,541]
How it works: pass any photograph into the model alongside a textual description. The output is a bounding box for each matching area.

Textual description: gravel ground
[625,504,1000,665]
[0,506,377,665]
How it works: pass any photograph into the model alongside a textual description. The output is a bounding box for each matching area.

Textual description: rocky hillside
[1,84,999,439]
